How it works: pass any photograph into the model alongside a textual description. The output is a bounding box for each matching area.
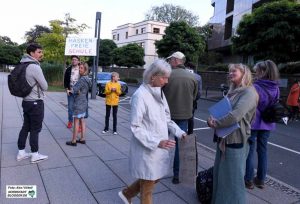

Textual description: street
[121,85,300,190]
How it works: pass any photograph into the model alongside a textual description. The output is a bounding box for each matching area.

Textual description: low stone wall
[101,67,299,98]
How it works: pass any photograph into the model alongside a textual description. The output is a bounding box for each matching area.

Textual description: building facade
[208,0,271,62]
[112,20,169,69]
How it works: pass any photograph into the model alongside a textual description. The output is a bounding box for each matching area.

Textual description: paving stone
[94,187,140,204]
[1,165,48,204]
[41,166,97,204]
[56,139,94,158]
[87,140,126,161]
[71,156,124,192]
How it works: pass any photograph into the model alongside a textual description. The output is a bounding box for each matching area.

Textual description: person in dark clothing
[64,55,80,129]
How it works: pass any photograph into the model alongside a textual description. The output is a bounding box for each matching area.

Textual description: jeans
[67,94,75,122]
[18,100,44,152]
[104,105,118,132]
[245,130,270,182]
[172,119,188,178]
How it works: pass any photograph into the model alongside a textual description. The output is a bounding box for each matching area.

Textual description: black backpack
[261,89,288,123]
[196,167,213,204]
[8,62,36,97]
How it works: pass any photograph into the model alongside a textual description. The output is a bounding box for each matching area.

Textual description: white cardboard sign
[65,37,97,56]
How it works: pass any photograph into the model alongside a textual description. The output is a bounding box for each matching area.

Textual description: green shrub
[206,63,229,72]
[279,62,300,74]
[123,78,138,84]
[41,62,64,86]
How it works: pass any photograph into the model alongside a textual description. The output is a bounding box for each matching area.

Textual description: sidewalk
[0,72,299,204]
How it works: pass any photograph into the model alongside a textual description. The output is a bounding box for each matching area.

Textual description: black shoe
[254,177,265,189]
[66,141,77,146]
[172,177,179,184]
[245,180,254,189]
[76,139,86,144]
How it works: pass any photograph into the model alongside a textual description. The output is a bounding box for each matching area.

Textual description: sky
[0,0,214,44]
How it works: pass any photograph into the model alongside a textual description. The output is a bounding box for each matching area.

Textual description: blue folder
[208,97,240,138]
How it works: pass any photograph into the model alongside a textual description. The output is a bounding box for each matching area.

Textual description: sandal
[66,141,77,146]
[76,139,86,144]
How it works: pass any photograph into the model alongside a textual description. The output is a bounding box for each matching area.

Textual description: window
[136,29,138,35]
[113,35,116,40]
[141,27,146,33]
[139,42,145,48]
[126,32,128,39]
[224,16,233,40]
[117,34,119,41]
[226,0,234,14]
[153,28,160,34]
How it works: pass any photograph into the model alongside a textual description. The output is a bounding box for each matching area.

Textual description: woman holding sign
[207,64,258,204]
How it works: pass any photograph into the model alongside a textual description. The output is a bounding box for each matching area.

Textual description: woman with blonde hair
[66,62,91,146]
[207,63,258,204]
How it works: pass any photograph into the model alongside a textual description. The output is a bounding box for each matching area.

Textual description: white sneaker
[31,152,48,163]
[113,132,118,135]
[102,130,108,134]
[17,150,31,161]
[118,191,131,204]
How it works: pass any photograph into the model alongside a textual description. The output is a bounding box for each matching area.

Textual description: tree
[232,0,300,63]
[37,21,65,64]
[98,39,117,67]
[0,36,22,65]
[155,21,205,66]
[25,25,51,43]
[145,4,199,27]
[112,44,145,68]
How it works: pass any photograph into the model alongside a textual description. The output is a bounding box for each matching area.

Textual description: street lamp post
[91,12,101,99]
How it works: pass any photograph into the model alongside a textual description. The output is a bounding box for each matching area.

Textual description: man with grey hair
[163,51,198,184]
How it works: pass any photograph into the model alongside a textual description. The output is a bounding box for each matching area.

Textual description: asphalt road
[119,85,300,190]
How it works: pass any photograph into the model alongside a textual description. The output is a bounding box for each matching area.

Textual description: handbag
[196,167,213,204]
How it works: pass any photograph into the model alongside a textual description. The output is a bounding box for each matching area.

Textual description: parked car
[93,72,128,97]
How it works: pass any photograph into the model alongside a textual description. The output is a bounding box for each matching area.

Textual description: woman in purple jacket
[245,60,280,189]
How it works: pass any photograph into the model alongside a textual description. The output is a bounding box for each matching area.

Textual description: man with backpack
[16,43,48,163]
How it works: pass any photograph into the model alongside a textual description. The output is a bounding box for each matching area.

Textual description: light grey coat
[72,76,91,115]
[20,54,48,101]
[129,84,185,180]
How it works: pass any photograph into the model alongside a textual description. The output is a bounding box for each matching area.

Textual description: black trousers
[18,100,44,152]
[104,105,118,132]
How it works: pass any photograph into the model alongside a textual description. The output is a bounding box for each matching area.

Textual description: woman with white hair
[207,64,258,204]
[118,59,187,204]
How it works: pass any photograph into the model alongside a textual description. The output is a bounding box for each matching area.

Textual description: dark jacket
[163,64,198,120]
[63,66,72,90]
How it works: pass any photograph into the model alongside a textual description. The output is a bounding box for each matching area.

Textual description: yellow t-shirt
[104,81,121,106]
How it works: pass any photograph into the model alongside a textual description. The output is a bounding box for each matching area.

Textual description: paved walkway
[0,72,299,204]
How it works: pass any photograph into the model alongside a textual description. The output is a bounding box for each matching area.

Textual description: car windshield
[97,73,111,80]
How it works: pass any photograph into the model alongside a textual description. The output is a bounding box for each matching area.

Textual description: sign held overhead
[65,37,97,56]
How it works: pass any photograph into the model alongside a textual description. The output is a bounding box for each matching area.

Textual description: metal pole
[91,12,101,99]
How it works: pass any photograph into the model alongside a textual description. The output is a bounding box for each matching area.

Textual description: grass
[47,85,65,92]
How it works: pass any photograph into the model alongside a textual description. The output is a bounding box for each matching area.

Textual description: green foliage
[145,3,199,27]
[112,44,145,67]
[199,51,223,65]
[232,0,300,63]
[279,62,300,74]
[99,39,117,67]
[123,78,139,84]
[41,62,64,85]
[0,36,22,65]
[155,21,205,66]
[25,25,51,43]
[37,21,65,64]
[205,63,229,72]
